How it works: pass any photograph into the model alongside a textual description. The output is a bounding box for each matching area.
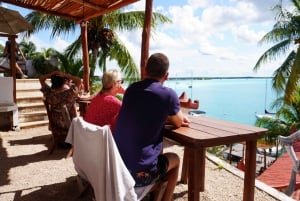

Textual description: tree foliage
[25,9,171,82]
[254,0,300,103]
[256,86,300,144]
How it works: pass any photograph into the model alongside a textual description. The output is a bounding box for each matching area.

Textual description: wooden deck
[257,141,300,192]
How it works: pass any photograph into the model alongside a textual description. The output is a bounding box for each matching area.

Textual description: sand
[0,126,282,201]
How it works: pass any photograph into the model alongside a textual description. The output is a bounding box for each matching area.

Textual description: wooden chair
[66,117,168,201]
[65,117,137,201]
[139,180,168,201]
[279,132,300,196]
[43,97,71,154]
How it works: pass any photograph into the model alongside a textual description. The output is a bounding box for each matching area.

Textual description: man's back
[114,52,186,200]
[113,78,180,175]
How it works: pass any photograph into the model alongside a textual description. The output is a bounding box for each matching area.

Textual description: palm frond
[103,11,172,31]
[284,46,300,102]
[107,38,140,81]
[292,0,300,11]
[253,39,292,71]
[271,50,296,93]
[25,12,76,38]
[64,37,82,59]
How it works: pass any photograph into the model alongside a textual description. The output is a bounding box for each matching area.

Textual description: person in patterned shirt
[39,71,82,147]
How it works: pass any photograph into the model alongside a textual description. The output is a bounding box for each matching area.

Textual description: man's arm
[17,45,27,64]
[39,71,57,87]
[166,110,190,128]
[39,71,82,89]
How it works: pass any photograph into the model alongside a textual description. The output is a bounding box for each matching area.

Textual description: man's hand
[181,115,190,127]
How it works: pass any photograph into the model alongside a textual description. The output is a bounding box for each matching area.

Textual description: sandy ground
[0,126,282,201]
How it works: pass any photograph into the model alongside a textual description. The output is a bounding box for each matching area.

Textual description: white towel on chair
[65,117,137,201]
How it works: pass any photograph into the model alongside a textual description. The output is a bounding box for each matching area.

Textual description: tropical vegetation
[0,44,4,54]
[25,9,171,82]
[253,0,300,104]
[253,0,300,144]
[256,86,300,144]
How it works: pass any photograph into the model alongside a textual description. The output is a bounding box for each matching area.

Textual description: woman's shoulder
[101,94,122,105]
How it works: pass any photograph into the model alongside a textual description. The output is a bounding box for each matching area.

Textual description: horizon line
[168,76,273,80]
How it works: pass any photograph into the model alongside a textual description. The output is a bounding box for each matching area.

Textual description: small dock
[222,143,278,176]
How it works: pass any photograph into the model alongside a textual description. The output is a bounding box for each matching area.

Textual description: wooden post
[9,35,17,103]
[229,144,233,164]
[244,140,257,201]
[81,21,90,93]
[140,0,153,79]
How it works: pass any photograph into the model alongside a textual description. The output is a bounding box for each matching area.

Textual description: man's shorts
[134,154,169,187]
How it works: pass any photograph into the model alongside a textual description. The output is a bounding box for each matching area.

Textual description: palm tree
[253,0,300,103]
[55,51,84,77]
[19,40,37,59]
[0,44,4,54]
[255,86,300,144]
[25,9,171,81]
[32,47,60,75]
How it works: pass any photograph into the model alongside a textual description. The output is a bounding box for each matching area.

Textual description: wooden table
[164,115,267,201]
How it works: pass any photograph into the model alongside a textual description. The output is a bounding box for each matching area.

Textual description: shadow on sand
[0,132,70,187]
[0,176,88,201]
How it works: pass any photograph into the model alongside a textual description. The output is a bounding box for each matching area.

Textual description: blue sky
[0,0,290,77]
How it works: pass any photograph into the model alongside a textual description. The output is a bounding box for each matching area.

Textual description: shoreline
[168,76,273,80]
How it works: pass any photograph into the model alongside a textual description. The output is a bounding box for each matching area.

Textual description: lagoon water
[164,78,278,126]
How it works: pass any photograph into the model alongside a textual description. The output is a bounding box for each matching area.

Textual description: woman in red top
[84,69,123,132]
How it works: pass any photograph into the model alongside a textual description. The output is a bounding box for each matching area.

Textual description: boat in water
[255,113,276,120]
[188,110,206,116]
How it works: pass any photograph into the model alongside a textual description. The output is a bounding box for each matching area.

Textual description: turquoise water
[164,78,278,126]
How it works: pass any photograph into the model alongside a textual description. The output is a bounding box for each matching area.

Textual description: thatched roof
[1,0,140,22]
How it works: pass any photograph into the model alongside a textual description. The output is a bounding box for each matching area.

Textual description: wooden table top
[164,116,267,148]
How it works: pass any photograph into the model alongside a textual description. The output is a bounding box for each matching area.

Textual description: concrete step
[14,78,61,129]
[19,120,49,129]
[17,97,43,105]
[19,111,48,123]
[16,79,42,90]
[16,90,43,99]
[18,102,45,113]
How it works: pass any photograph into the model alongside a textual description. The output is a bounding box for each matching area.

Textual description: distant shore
[168,76,273,80]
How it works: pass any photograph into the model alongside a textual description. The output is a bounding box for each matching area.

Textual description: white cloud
[187,0,210,9]
[232,25,265,44]
[2,0,287,78]
[138,0,283,77]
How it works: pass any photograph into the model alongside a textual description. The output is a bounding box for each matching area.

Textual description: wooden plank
[192,116,266,132]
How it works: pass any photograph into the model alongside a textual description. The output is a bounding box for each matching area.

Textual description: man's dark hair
[51,75,65,89]
[145,53,169,78]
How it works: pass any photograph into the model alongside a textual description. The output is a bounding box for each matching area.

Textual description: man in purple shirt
[114,53,190,201]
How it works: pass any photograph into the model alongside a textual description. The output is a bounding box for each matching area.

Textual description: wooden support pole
[80,21,90,93]
[9,35,17,103]
[140,0,153,79]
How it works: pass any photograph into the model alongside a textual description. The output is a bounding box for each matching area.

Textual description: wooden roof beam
[71,0,105,11]
[1,0,79,20]
[78,0,139,22]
